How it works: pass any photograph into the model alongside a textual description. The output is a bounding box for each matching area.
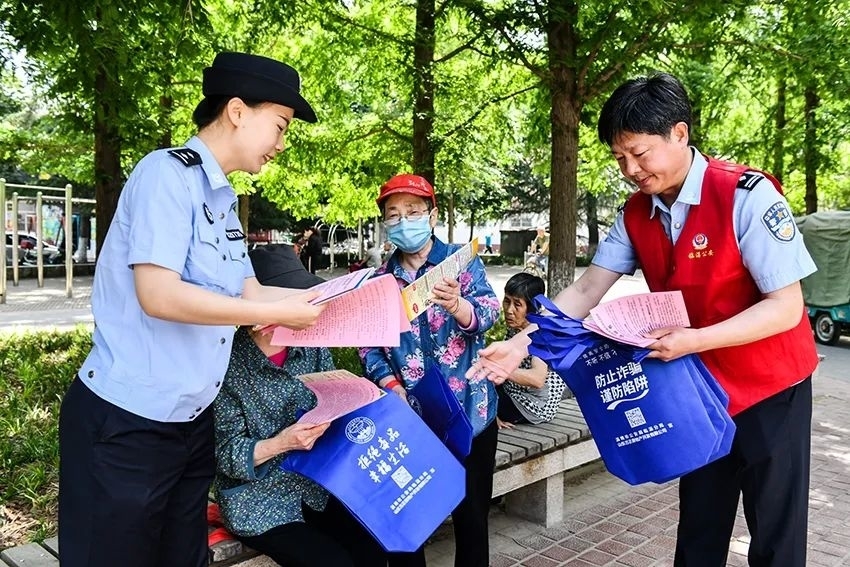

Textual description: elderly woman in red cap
[58,52,327,567]
[359,174,501,567]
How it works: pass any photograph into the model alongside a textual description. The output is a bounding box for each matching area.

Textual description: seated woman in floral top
[214,245,385,567]
[496,272,566,429]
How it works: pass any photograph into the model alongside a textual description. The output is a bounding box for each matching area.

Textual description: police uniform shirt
[593,147,816,294]
[79,136,254,422]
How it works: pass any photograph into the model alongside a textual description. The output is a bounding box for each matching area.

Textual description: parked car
[5,233,34,265]
[796,211,850,345]
[5,232,62,266]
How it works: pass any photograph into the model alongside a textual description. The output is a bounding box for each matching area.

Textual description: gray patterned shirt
[213,327,334,536]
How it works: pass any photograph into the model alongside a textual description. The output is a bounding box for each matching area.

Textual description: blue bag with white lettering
[527,297,734,485]
[282,392,466,552]
[407,366,473,460]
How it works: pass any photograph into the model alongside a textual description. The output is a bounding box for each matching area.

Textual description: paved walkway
[3,268,849,566]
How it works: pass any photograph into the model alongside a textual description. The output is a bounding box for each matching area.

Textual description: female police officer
[58,52,326,567]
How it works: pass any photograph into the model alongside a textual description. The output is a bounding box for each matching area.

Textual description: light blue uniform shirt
[593,148,816,294]
[79,136,254,422]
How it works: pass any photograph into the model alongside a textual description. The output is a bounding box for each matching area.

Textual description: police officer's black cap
[203,52,317,123]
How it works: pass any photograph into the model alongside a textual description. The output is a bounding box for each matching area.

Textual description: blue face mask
[387,215,432,253]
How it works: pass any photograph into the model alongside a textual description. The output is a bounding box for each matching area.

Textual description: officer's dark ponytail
[192,96,266,129]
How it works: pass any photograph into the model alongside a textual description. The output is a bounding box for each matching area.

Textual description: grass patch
[0,327,91,549]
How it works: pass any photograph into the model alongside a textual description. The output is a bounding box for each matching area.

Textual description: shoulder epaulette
[736,171,763,191]
[167,148,203,167]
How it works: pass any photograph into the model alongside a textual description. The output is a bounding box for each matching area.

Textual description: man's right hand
[467,340,527,384]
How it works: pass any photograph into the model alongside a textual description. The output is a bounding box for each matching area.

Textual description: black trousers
[496,384,529,424]
[239,498,386,567]
[675,378,812,567]
[58,378,214,567]
[389,419,499,567]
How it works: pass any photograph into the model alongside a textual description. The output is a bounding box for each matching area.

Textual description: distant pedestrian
[303,228,323,274]
[483,232,493,254]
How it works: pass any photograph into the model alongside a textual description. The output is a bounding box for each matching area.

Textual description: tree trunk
[468,204,476,242]
[93,55,123,254]
[585,191,599,258]
[239,194,250,234]
[412,0,436,188]
[772,74,786,183]
[546,0,579,296]
[159,93,174,149]
[803,85,819,214]
[447,189,455,243]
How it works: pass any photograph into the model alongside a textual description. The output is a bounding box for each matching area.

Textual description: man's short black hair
[597,72,692,147]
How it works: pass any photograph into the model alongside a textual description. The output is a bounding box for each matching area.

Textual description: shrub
[0,327,92,548]
[331,347,365,375]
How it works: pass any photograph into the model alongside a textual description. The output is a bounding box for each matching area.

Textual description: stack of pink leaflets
[296,369,384,425]
[581,290,691,347]
[268,269,411,348]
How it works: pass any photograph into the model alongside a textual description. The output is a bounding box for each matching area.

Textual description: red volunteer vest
[623,155,818,415]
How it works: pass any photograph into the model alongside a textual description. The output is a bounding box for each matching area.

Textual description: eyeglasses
[383,209,430,227]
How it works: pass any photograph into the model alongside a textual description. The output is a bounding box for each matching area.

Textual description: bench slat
[499,427,556,452]
[519,421,572,445]
[496,439,529,461]
[497,431,543,456]
[546,416,586,439]
[40,538,58,557]
[494,448,512,468]
[0,543,59,567]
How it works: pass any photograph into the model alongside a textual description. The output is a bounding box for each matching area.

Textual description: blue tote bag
[528,296,735,485]
[407,366,473,460]
[282,392,466,552]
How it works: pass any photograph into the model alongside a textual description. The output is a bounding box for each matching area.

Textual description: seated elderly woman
[213,244,385,567]
[496,272,566,429]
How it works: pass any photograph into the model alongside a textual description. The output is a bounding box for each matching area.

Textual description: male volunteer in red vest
[469,72,819,566]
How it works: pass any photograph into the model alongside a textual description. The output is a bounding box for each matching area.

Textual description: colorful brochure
[400,238,478,320]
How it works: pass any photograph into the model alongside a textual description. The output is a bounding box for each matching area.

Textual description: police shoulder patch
[167,148,203,167]
[761,201,796,242]
[736,171,763,191]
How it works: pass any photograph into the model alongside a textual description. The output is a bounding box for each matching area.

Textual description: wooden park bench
[492,397,598,527]
[0,399,598,567]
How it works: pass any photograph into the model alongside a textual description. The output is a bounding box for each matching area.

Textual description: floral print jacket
[359,237,501,436]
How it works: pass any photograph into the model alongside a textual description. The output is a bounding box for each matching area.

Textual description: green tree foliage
[459,0,755,294]
[2,0,849,257]
[0,0,213,250]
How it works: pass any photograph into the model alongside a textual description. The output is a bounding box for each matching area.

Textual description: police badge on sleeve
[762,201,796,242]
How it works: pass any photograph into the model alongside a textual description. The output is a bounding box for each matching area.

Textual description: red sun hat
[377,174,436,208]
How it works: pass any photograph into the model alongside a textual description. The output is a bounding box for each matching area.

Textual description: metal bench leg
[504,471,564,527]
